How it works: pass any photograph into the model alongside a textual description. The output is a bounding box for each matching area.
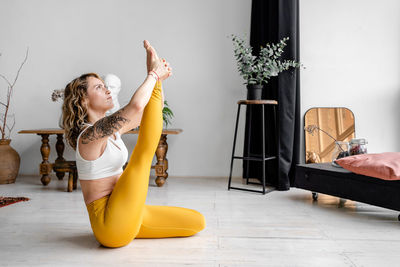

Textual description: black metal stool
[228,99,278,194]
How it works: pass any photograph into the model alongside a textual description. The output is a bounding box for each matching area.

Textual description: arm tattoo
[81,108,130,144]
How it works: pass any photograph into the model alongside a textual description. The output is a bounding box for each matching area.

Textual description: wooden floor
[1,174,400,266]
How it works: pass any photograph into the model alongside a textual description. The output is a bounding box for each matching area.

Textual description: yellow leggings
[86,81,206,248]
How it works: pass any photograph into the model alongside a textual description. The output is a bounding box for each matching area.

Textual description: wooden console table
[18,128,182,188]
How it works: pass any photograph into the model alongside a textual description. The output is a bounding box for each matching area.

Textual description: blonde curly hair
[62,73,102,150]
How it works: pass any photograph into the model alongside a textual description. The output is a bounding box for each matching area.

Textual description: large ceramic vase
[246,84,263,100]
[0,139,20,184]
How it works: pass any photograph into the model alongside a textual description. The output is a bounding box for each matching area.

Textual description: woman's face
[84,77,114,113]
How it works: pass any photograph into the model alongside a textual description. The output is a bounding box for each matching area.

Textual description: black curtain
[243,0,300,190]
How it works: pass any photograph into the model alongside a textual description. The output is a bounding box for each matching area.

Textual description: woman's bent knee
[93,226,140,248]
[97,234,134,248]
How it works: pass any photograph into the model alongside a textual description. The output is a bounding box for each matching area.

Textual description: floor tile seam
[218,235,331,241]
[331,238,400,242]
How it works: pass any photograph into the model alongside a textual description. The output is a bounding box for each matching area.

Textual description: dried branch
[304,124,344,152]
[7,86,11,101]
[0,115,4,137]
[11,48,29,88]
[4,115,15,138]
[0,48,28,139]
[0,73,12,88]
[304,125,337,142]
[6,119,15,136]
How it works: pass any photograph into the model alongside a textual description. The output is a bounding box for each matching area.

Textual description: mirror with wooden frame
[304,107,355,163]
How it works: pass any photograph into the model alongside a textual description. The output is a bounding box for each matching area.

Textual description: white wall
[1,0,399,178]
[300,0,400,158]
[0,0,251,177]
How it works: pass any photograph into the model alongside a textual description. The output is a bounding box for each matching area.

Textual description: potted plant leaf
[0,49,28,184]
[231,34,302,99]
[162,100,174,129]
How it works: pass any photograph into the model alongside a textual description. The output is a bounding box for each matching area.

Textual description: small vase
[331,141,350,167]
[58,113,63,129]
[349,138,368,155]
[246,84,263,100]
[0,139,20,184]
[58,106,64,129]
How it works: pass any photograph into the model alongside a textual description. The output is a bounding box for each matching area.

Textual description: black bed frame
[294,163,400,220]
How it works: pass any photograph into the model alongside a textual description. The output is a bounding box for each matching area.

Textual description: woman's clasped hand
[144,40,172,81]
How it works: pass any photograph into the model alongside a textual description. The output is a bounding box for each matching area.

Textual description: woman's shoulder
[77,124,93,141]
[77,126,108,161]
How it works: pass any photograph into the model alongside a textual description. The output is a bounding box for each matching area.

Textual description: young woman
[62,40,205,248]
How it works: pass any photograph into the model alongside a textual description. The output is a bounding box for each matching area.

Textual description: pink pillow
[336,152,400,181]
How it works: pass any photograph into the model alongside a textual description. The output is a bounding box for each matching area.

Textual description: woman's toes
[143,40,150,49]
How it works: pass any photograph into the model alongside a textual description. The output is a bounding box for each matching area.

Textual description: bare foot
[144,40,159,73]
[143,40,172,80]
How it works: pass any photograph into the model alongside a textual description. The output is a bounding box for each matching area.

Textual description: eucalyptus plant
[231,34,302,85]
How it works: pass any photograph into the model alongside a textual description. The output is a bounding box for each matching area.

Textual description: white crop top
[76,123,129,180]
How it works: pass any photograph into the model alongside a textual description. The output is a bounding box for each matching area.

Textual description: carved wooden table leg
[73,169,78,190]
[67,172,74,192]
[38,134,52,186]
[155,134,169,187]
[55,134,66,180]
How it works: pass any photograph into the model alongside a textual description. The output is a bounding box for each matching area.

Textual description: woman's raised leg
[88,81,163,248]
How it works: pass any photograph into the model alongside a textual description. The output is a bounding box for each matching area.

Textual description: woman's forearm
[129,75,157,110]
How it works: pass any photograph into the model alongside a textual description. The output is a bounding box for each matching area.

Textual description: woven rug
[0,197,30,208]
